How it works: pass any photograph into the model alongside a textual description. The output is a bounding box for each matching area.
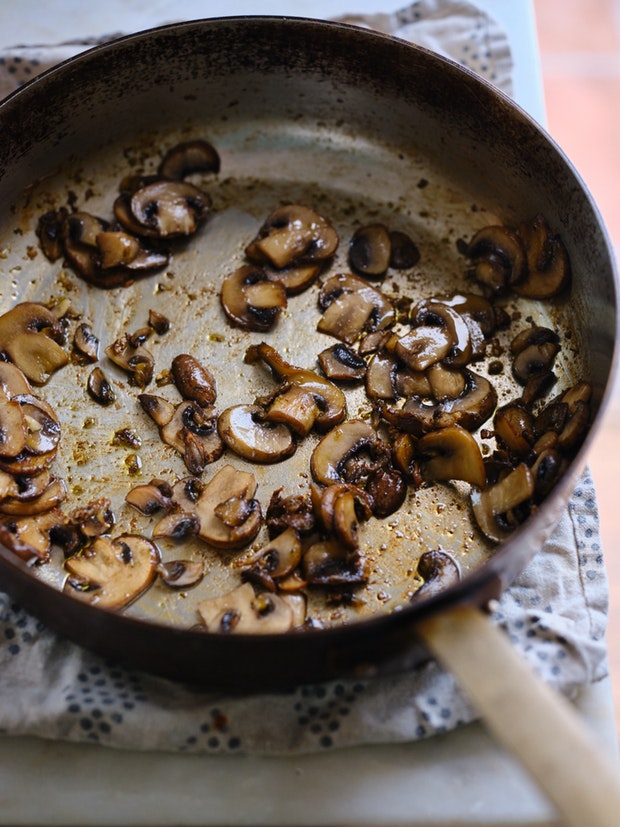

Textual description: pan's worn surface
[0,17,616,690]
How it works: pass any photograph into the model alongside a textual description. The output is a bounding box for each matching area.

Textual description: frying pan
[0,16,618,825]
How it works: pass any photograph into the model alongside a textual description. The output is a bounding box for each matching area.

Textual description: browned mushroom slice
[246,342,347,431]
[302,539,367,586]
[426,364,467,402]
[318,343,367,382]
[15,394,61,456]
[96,230,141,269]
[221,265,288,332]
[389,230,420,269]
[73,322,99,362]
[87,367,116,406]
[152,509,201,541]
[192,464,262,549]
[510,326,561,385]
[467,224,527,292]
[416,425,486,488]
[310,419,380,486]
[0,362,32,398]
[409,299,472,367]
[317,273,395,345]
[0,396,26,458]
[36,207,69,261]
[0,303,68,385]
[138,393,176,428]
[125,479,173,515]
[365,351,431,401]
[514,214,571,298]
[1,508,67,562]
[157,138,221,179]
[246,205,339,269]
[158,558,205,589]
[265,488,316,537]
[348,223,391,278]
[494,403,535,457]
[70,497,116,539]
[387,325,453,372]
[381,369,497,436]
[267,262,322,295]
[197,582,302,633]
[105,334,154,388]
[218,404,296,463]
[171,354,217,407]
[0,446,58,477]
[0,477,67,516]
[471,463,535,543]
[264,385,321,437]
[312,482,372,534]
[240,526,302,590]
[128,179,211,238]
[412,550,460,601]
[148,308,171,335]
[160,401,224,475]
[64,533,161,609]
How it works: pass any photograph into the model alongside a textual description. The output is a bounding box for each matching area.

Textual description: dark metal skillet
[0,17,618,824]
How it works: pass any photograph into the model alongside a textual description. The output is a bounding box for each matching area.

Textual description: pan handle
[416,604,620,827]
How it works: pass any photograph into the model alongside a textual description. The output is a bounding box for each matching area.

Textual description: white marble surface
[0,2,614,825]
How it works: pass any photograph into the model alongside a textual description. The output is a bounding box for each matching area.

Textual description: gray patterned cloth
[0,2,609,755]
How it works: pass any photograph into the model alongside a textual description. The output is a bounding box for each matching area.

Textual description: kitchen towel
[0,1,608,756]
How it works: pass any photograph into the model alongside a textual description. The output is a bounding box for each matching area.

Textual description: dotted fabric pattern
[0,469,609,755]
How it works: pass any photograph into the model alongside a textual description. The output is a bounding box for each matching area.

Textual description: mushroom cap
[0,303,68,385]
[129,179,211,237]
[157,138,221,180]
[310,419,379,486]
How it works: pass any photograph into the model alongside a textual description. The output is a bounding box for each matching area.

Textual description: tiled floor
[532,0,620,741]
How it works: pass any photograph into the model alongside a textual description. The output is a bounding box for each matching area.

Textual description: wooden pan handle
[416,604,620,827]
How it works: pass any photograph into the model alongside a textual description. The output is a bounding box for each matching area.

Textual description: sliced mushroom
[318,343,367,382]
[240,526,302,590]
[416,425,486,488]
[510,326,560,385]
[409,299,472,367]
[494,403,535,458]
[302,539,367,586]
[471,463,534,543]
[70,497,115,538]
[138,393,176,428]
[171,353,217,407]
[36,207,69,261]
[87,367,116,406]
[152,509,201,541]
[157,138,221,180]
[0,509,67,562]
[381,369,497,435]
[128,179,211,238]
[0,397,26,458]
[96,230,141,269]
[514,214,571,298]
[265,488,316,537]
[197,582,302,633]
[266,262,322,295]
[246,205,338,269]
[412,550,460,600]
[105,334,154,388]
[16,394,61,456]
[387,325,453,372]
[348,223,391,278]
[317,272,395,345]
[389,230,420,269]
[73,322,99,362]
[310,419,380,486]
[161,401,224,475]
[221,265,287,332]
[467,224,527,292]
[0,476,67,516]
[64,533,161,609]
[263,385,321,437]
[312,482,373,535]
[192,464,262,549]
[148,308,171,335]
[0,362,32,398]
[218,403,296,463]
[0,303,68,385]
[125,479,173,515]
[246,342,347,432]
[158,558,205,589]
